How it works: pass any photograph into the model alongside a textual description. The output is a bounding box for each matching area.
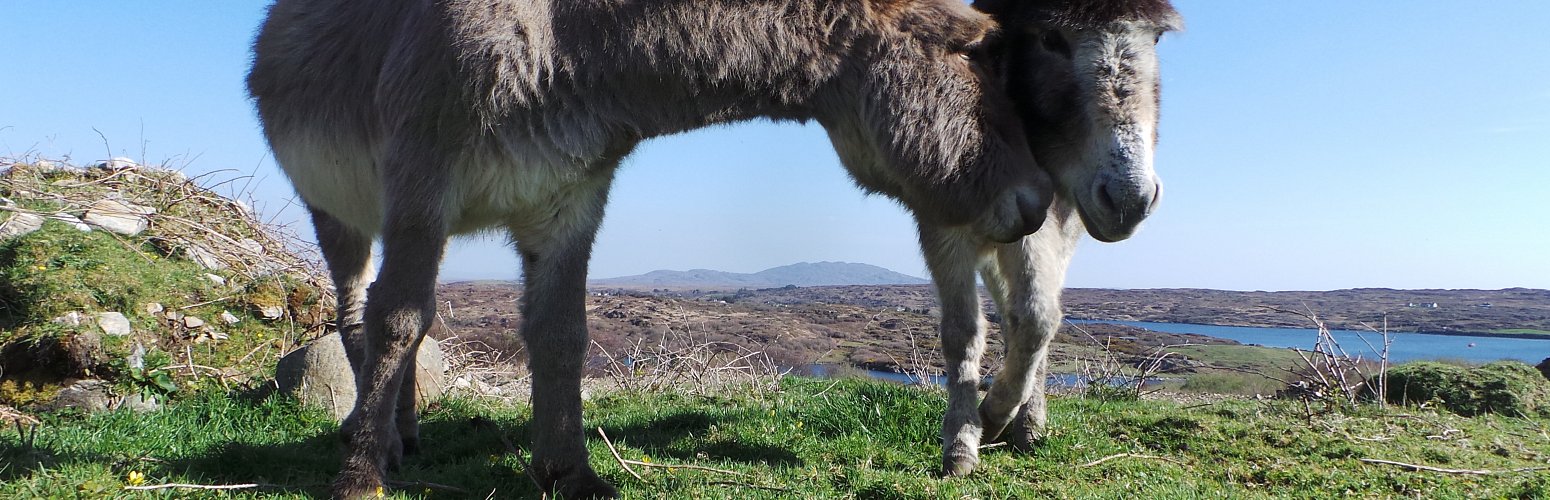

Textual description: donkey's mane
[980,0,1182,30]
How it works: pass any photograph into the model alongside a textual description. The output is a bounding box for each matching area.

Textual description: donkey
[927,0,1182,476]
[250,0,1051,497]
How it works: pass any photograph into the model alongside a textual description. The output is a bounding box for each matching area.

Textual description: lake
[1069,320,1550,364]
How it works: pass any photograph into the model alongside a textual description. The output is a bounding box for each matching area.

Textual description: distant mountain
[590,262,929,288]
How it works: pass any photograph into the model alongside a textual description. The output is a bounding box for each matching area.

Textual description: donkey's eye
[1040,31,1071,58]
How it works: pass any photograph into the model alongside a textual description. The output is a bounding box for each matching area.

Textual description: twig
[706,481,792,492]
[617,459,747,477]
[387,479,470,494]
[472,417,546,493]
[1080,453,1185,468]
[1358,458,1550,475]
[597,427,644,481]
[123,483,261,491]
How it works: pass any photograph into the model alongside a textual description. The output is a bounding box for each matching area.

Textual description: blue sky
[3,1,1547,291]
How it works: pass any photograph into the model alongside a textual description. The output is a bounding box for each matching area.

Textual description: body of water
[1070,320,1550,364]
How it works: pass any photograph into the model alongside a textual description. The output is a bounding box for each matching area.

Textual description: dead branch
[596,427,645,481]
[1358,458,1550,475]
[123,483,261,491]
[1080,453,1185,468]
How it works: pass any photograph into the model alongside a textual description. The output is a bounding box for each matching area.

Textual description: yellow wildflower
[374,486,385,498]
[126,471,146,486]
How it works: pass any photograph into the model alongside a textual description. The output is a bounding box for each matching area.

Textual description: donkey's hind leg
[310,207,374,381]
[511,172,618,499]
[978,218,1081,450]
[919,225,991,477]
[333,147,450,499]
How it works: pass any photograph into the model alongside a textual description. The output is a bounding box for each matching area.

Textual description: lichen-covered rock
[1377,361,1550,417]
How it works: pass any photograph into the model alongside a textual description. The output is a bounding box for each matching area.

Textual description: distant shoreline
[1069,318,1550,341]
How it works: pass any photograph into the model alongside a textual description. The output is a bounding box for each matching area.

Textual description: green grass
[4,378,1549,498]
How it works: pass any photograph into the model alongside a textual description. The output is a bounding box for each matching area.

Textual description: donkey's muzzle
[976,182,1051,243]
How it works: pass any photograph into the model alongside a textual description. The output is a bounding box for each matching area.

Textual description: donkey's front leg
[978,217,1081,450]
[333,151,450,499]
[919,225,991,476]
[512,174,618,499]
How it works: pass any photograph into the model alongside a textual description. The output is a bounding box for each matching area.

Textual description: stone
[184,243,226,270]
[275,332,449,421]
[219,310,240,325]
[47,212,92,232]
[119,393,160,413]
[52,311,85,327]
[182,316,205,329]
[260,305,285,320]
[204,273,227,286]
[0,212,45,240]
[1537,358,1550,381]
[96,312,133,336]
[238,238,265,256]
[94,157,139,171]
[82,199,154,236]
[164,311,184,323]
[48,379,113,413]
[145,303,164,315]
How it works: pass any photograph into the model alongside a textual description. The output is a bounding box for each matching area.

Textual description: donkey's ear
[895,0,996,51]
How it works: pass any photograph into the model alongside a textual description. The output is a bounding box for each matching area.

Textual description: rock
[184,243,226,270]
[238,238,265,256]
[145,302,164,315]
[219,310,240,325]
[48,379,113,413]
[82,199,154,236]
[204,273,227,286]
[275,332,448,421]
[1538,358,1550,382]
[94,157,139,171]
[96,312,133,336]
[51,311,85,327]
[0,212,45,240]
[127,342,146,370]
[120,393,160,413]
[164,310,184,323]
[47,212,92,232]
[260,305,285,320]
[182,316,205,329]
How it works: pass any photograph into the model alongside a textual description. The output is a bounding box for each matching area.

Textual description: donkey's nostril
[1094,181,1119,214]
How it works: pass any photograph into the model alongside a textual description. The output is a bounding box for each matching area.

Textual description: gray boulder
[275,332,448,420]
[82,199,154,236]
[48,379,113,412]
[0,212,45,240]
[95,312,133,336]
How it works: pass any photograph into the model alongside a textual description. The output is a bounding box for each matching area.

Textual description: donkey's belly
[274,130,611,239]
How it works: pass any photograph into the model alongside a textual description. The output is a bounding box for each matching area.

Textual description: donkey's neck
[458,0,881,138]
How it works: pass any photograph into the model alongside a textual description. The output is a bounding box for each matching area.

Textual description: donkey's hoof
[331,463,385,499]
[547,467,618,499]
[1003,418,1044,453]
[401,434,421,456]
[941,442,980,477]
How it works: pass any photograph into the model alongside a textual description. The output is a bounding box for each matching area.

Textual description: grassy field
[4,377,1548,498]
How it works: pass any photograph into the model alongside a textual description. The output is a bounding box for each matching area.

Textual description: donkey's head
[976,0,1182,242]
